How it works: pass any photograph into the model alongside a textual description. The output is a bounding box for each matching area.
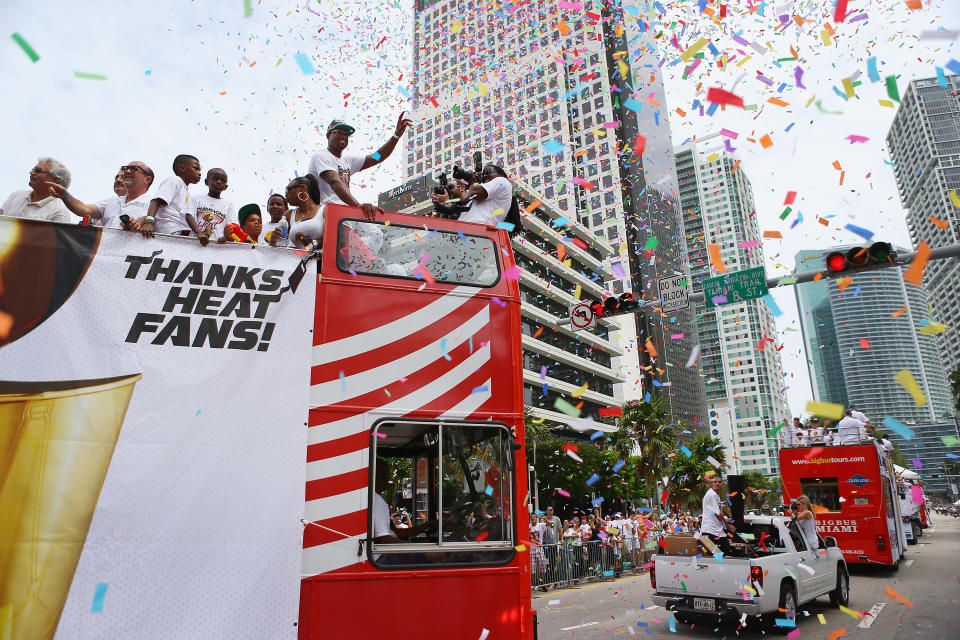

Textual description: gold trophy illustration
[0,375,141,640]
[1,218,141,638]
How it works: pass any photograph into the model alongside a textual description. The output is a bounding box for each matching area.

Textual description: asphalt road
[534,514,960,639]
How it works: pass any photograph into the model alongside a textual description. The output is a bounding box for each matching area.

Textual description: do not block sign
[657,275,689,311]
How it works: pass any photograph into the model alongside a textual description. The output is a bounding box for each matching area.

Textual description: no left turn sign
[569,302,595,330]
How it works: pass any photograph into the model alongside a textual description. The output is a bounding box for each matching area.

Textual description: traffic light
[590,293,638,317]
[825,242,895,273]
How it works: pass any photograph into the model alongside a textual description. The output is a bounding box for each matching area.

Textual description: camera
[434,172,448,196]
[452,164,476,184]
[119,214,131,230]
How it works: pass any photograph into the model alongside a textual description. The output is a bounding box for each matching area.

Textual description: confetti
[894,369,927,407]
[806,401,844,420]
[91,582,108,613]
[11,33,39,62]
[294,53,315,75]
[707,243,727,273]
[884,585,915,609]
[74,71,108,80]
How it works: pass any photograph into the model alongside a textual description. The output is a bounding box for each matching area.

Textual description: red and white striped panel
[302,285,494,576]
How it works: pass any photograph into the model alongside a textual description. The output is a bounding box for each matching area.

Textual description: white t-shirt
[700,488,725,536]
[529,521,545,544]
[579,523,592,542]
[0,190,72,223]
[851,410,869,424]
[460,176,512,225]
[152,175,192,234]
[308,148,367,204]
[96,192,152,229]
[192,193,236,240]
[836,416,866,445]
[289,209,325,249]
[262,217,289,246]
[882,438,894,454]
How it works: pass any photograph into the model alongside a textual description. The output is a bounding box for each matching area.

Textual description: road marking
[904,559,914,568]
[858,602,885,629]
[561,622,599,631]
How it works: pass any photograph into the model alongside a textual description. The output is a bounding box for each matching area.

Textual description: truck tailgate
[654,555,754,600]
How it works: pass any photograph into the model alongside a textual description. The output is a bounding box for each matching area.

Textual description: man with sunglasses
[0,157,74,223]
[49,162,154,230]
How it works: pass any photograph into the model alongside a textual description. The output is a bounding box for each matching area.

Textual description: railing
[530,536,657,590]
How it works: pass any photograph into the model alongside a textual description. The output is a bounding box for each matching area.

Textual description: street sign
[656,275,690,311]
[568,301,595,331]
[703,267,768,308]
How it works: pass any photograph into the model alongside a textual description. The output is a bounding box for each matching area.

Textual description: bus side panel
[779,444,896,566]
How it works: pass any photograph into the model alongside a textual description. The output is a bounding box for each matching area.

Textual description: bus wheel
[829,565,849,607]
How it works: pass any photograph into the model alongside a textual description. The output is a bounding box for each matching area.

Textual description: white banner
[0,218,314,639]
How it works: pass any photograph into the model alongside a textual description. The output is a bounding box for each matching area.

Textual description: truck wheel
[772,583,798,633]
[829,565,849,607]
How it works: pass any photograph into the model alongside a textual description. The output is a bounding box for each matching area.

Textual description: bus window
[800,477,841,512]
[337,219,500,286]
[370,420,515,568]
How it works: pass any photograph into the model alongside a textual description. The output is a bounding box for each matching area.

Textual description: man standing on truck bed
[701,475,733,552]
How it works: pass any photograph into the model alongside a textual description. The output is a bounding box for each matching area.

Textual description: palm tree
[665,435,727,509]
[605,395,677,509]
[743,472,777,511]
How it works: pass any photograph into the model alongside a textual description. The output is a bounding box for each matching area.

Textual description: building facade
[406,0,706,427]
[379,180,626,432]
[675,134,791,476]
[886,75,960,376]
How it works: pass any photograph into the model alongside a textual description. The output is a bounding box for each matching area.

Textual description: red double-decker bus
[779,442,907,569]
[297,205,535,639]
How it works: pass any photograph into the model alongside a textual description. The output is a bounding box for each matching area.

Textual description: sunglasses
[121,165,147,174]
[30,166,51,175]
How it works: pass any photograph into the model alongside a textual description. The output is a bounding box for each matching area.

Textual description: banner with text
[0,218,314,639]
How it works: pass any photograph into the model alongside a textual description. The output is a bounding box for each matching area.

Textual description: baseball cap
[238,203,261,225]
[327,119,356,135]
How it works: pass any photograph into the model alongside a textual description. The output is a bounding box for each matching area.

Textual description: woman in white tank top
[792,495,819,549]
[285,174,324,249]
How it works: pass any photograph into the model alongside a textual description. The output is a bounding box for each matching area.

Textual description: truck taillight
[650,563,656,589]
[750,565,763,589]
[876,534,886,551]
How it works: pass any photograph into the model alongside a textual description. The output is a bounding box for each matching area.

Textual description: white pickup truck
[650,516,848,630]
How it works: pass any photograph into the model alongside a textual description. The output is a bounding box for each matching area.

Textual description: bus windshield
[337,219,500,286]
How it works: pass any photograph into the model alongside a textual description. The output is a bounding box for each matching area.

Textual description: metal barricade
[530,536,654,589]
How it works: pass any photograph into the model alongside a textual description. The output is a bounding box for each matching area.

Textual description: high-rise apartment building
[675,134,791,476]
[407,0,706,426]
[886,75,960,376]
[379,178,625,430]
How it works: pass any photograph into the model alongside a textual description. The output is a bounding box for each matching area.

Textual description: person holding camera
[431,177,469,218]
[460,165,514,226]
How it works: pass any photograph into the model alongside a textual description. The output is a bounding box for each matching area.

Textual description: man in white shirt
[371,462,433,564]
[0,157,75,223]
[700,475,732,552]
[836,410,868,445]
[806,417,823,444]
[308,113,411,218]
[461,165,514,226]
[53,161,154,230]
[850,404,870,426]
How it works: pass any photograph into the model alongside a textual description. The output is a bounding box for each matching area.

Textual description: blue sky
[3,0,959,417]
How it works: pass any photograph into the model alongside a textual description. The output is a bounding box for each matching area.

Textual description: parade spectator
[0,157,74,223]
[563,520,581,546]
[134,154,203,240]
[307,112,412,219]
[263,192,290,247]
[192,168,236,242]
[113,171,126,197]
[286,174,324,249]
[541,506,562,546]
[461,165,517,227]
[579,515,592,543]
[52,161,154,230]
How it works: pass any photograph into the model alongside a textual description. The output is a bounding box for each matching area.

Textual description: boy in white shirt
[134,154,203,241]
[192,168,236,242]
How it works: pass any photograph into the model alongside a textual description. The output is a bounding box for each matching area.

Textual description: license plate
[694,598,715,611]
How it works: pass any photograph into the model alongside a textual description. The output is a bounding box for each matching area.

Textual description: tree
[743,472,779,511]
[605,396,677,509]
[949,364,960,411]
[665,435,728,509]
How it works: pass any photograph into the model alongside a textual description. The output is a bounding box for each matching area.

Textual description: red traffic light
[825,252,847,272]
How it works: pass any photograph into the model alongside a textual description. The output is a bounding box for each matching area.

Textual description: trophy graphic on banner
[0,375,141,639]
[1,218,142,638]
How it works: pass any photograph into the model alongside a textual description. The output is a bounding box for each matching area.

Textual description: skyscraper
[794,247,953,423]
[675,133,791,476]
[886,75,960,376]
[407,0,706,426]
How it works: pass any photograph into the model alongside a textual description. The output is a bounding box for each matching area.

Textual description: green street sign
[703,267,768,308]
